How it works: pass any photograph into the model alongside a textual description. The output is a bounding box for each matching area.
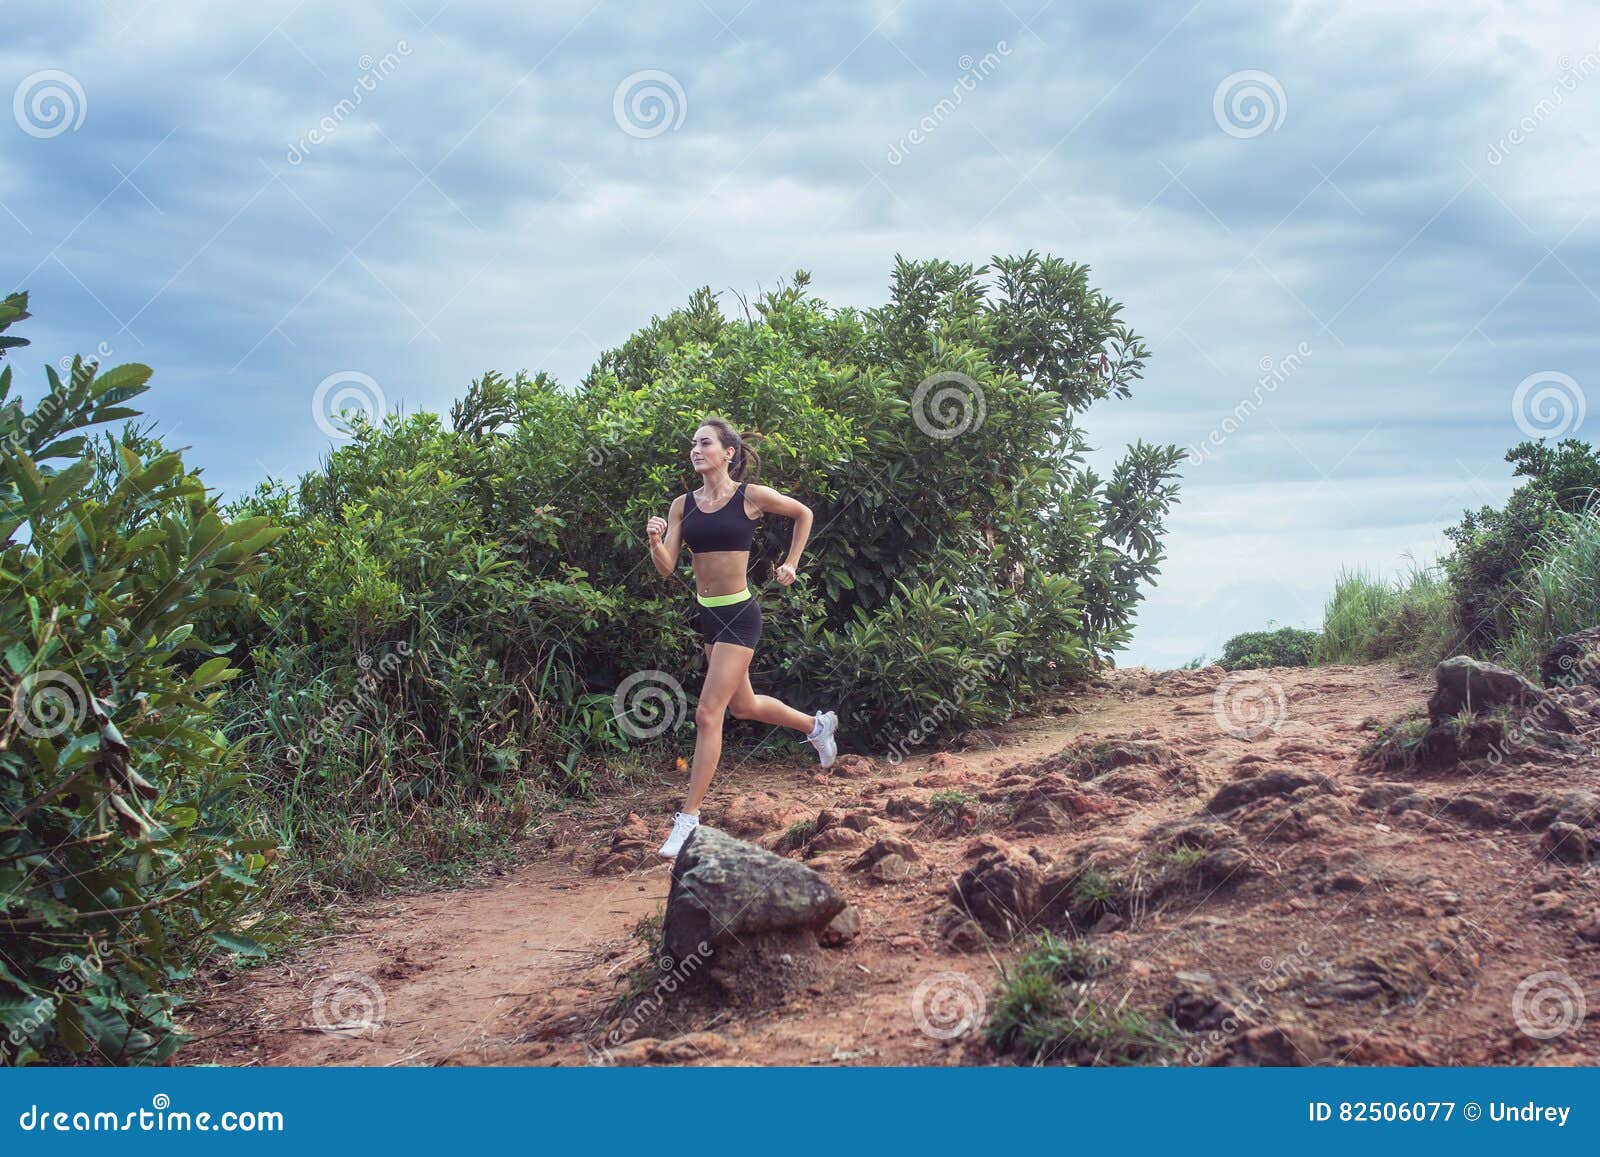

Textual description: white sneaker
[657,811,700,858]
[806,710,838,768]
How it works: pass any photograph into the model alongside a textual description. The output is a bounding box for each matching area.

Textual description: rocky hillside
[187,657,1600,1066]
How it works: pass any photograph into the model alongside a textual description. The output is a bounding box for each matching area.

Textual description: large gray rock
[1427,656,1574,731]
[1542,626,1600,689]
[661,826,846,966]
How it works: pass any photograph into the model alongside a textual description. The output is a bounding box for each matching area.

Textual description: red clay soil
[181,663,1600,1067]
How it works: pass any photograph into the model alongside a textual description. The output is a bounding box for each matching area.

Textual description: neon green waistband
[696,587,752,607]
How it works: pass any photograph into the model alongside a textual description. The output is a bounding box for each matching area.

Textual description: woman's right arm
[647,495,686,577]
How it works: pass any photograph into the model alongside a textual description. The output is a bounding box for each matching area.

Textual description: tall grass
[1313,557,1459,671]
[1503,499,1600,678]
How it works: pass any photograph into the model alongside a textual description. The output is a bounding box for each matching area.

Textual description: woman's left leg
[681,640,756,816]
[728,674,816,734]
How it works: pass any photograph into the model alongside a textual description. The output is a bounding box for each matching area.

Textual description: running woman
[645,417,839,857]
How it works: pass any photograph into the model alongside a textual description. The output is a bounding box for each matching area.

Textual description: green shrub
[1443,439,1600,649]
[220,256,1185,892]
[0,293,282,1064]
[1503,498,1600,678]
[1219,624,1318,670]
[1313,561,1456,670]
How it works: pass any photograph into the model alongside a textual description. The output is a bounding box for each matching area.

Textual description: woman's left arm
[747,484,814,585]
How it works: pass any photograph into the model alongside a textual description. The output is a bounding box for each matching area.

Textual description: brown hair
[699,416,762,483]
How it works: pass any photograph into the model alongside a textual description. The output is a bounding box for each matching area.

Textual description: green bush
[1443,439,1600,648]
[221,256,1185,889]
[0,293,282,1064]
[1502,497,1600,678]
[1218,624,1318,670]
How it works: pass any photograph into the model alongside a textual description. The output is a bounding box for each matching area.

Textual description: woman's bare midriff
[692,551,749,598]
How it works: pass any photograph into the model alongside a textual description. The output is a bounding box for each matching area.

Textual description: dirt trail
[185,663,1600,1066]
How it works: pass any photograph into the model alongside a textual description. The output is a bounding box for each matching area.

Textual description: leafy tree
[221,253,1184,888]
[0,293,282,1064]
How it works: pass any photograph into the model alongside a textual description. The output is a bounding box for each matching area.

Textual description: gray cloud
[2,0,1596,667]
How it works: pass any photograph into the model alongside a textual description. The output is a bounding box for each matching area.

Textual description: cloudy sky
[3,0,1596,667]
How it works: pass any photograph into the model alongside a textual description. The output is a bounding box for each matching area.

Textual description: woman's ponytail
[702,415,762,483]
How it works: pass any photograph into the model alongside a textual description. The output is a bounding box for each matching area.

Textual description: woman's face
[690,426,730,475]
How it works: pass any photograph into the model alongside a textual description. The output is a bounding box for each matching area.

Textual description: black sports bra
[682,482,760,553]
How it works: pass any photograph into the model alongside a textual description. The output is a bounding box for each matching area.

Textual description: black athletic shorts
[693,595,763,649]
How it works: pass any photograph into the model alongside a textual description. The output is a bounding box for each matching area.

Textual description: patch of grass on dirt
[1157,844,1206,871]
[778,818,817,853]
[606,908,667,1017]
[986,934,1171,1065]
[924,790,981,835]
[1069,863,1124,924]
[1358,712,1432,771]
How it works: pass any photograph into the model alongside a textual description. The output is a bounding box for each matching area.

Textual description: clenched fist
[646,515,667,542]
